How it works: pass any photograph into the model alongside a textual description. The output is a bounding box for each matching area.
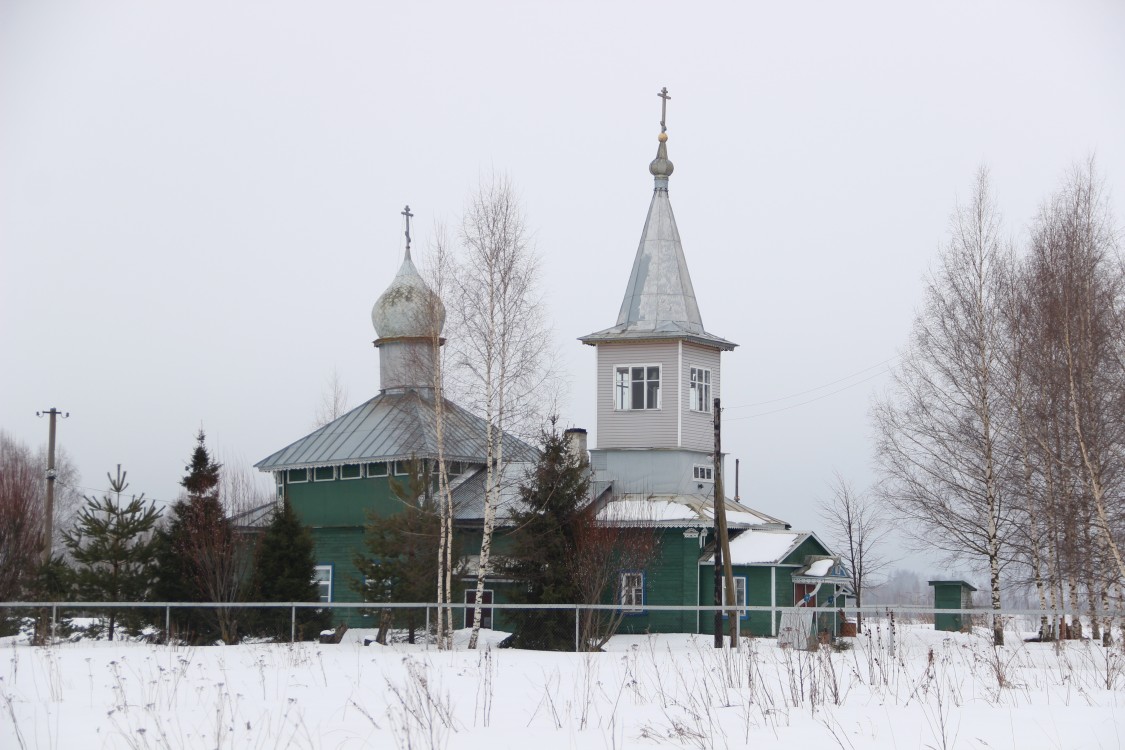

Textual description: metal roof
[595,493,787,529]
[580,140,736,351]
[254,388,536,472]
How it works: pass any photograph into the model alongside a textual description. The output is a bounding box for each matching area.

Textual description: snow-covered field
[3,621,1123,749]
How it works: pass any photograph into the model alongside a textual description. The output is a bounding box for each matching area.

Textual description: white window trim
[722,576,748,619]
[288,468,308,484]
[693,464,714,482]
[366,462,389,478]
[340,463,362,480]
[393,460,412,476]
[620,571,645,613]
[614,364,662,411]
[689,367,712,413]
[312,466,336,482]
[313,565,333,603]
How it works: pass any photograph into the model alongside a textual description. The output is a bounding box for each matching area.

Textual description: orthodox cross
[658,87,671,133]
[401,204,414,252]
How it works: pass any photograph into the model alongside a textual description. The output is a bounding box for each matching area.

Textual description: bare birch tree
[1025,160,1125,610]
[313,367,350,428]
[873,167,1013,644]
[817,473,890,633]
[447,175,552,649]
[419,225,459,649]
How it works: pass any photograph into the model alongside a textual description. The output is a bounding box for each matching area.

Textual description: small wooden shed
[928,580,976,632]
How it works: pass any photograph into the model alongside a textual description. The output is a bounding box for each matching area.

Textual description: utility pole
[712,398,738,646]
[36,408,68,565]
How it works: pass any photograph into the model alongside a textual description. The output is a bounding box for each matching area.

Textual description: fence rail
[3,601,1122,651]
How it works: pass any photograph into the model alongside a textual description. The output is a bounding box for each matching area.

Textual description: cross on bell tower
[658,86,671,133]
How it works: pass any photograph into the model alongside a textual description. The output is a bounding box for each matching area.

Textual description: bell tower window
[690,367,711,412]
[615,365,661,410]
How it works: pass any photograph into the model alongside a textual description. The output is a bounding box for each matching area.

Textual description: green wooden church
[253,96,848,637]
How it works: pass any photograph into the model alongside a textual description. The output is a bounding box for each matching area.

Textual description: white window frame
[340,463,362,480]
[614,365,662,411]
[620,571,644,612]
[313,565,333,603]
[312,466,335,482]
[288,468,308,484]
[393,460,412,476]
[690,367,712,412]
[366,462,388,478]
[693,465,713,482]
[722,576,748,618]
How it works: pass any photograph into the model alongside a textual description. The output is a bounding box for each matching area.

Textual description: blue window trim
[620,570,646,615]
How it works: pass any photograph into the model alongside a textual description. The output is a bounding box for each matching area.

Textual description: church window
[620,571,644,612]
[690,367,711,412]
[340,463,362,480]
[693,465,713,481]
[313,466,335,482]
[365,462,388,477]
[288,468,308,483]
[615,365,660,410]
[313,565,333,603]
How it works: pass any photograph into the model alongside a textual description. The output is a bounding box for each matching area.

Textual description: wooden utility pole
[712,398,739,646]
[36,408,67,565]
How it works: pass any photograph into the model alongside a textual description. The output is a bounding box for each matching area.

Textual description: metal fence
[3,600,1124,651]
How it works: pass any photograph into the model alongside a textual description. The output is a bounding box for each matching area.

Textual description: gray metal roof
[450,461,536,523]
[254,388,536,472]
[580,141,736,351]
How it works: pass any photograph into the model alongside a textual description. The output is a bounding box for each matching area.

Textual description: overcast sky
[3,2,1123,574]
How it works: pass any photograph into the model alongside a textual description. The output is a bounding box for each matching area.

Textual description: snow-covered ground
[3,621,1123,749]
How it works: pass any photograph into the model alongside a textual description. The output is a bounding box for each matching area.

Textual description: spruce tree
[501,420,590,650]
[153,431,238,642]
[63,465,161,640]
[353,458,444,644]
[249,495,329,640]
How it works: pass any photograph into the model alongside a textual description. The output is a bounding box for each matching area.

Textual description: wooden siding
[680,343,722,452]
[287,475,400,528]
[595,341,680,449]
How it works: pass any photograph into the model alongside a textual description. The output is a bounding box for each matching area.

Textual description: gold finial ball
[658,132,668,142]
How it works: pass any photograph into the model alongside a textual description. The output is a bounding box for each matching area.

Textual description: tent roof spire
[580,88,735,351]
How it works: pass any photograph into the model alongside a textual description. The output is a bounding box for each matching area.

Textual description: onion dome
[371,213,445,340]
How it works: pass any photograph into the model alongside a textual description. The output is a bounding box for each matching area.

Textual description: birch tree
[817,473,890,633]
[1025,161,1125,611]
[873,167,1013,644]
[449,175,551,649]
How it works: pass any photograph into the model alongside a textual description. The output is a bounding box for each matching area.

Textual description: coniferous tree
[501,420,589,650]
[249,495,329,640]
[353,459,444,644]
[63,465,161,640]
[153,431,245,643]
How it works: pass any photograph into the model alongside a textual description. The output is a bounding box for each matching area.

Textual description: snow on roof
[702,529,806,565]
[805,558,833,577]
[596,499,698,523]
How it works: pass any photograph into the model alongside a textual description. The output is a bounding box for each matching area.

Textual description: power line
[725,356,898,410]
[725,368,890,422]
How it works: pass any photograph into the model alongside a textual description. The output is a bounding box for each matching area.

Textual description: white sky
[3,2,1124,570]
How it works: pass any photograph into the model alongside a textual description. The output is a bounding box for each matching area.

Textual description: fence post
[575,604,580,653]
[291,606,296,643]
[165,606,170,640]
[425,607,430,649]
[51,604,57,642]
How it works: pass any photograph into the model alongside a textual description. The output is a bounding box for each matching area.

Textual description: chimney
[564,428,588,465]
